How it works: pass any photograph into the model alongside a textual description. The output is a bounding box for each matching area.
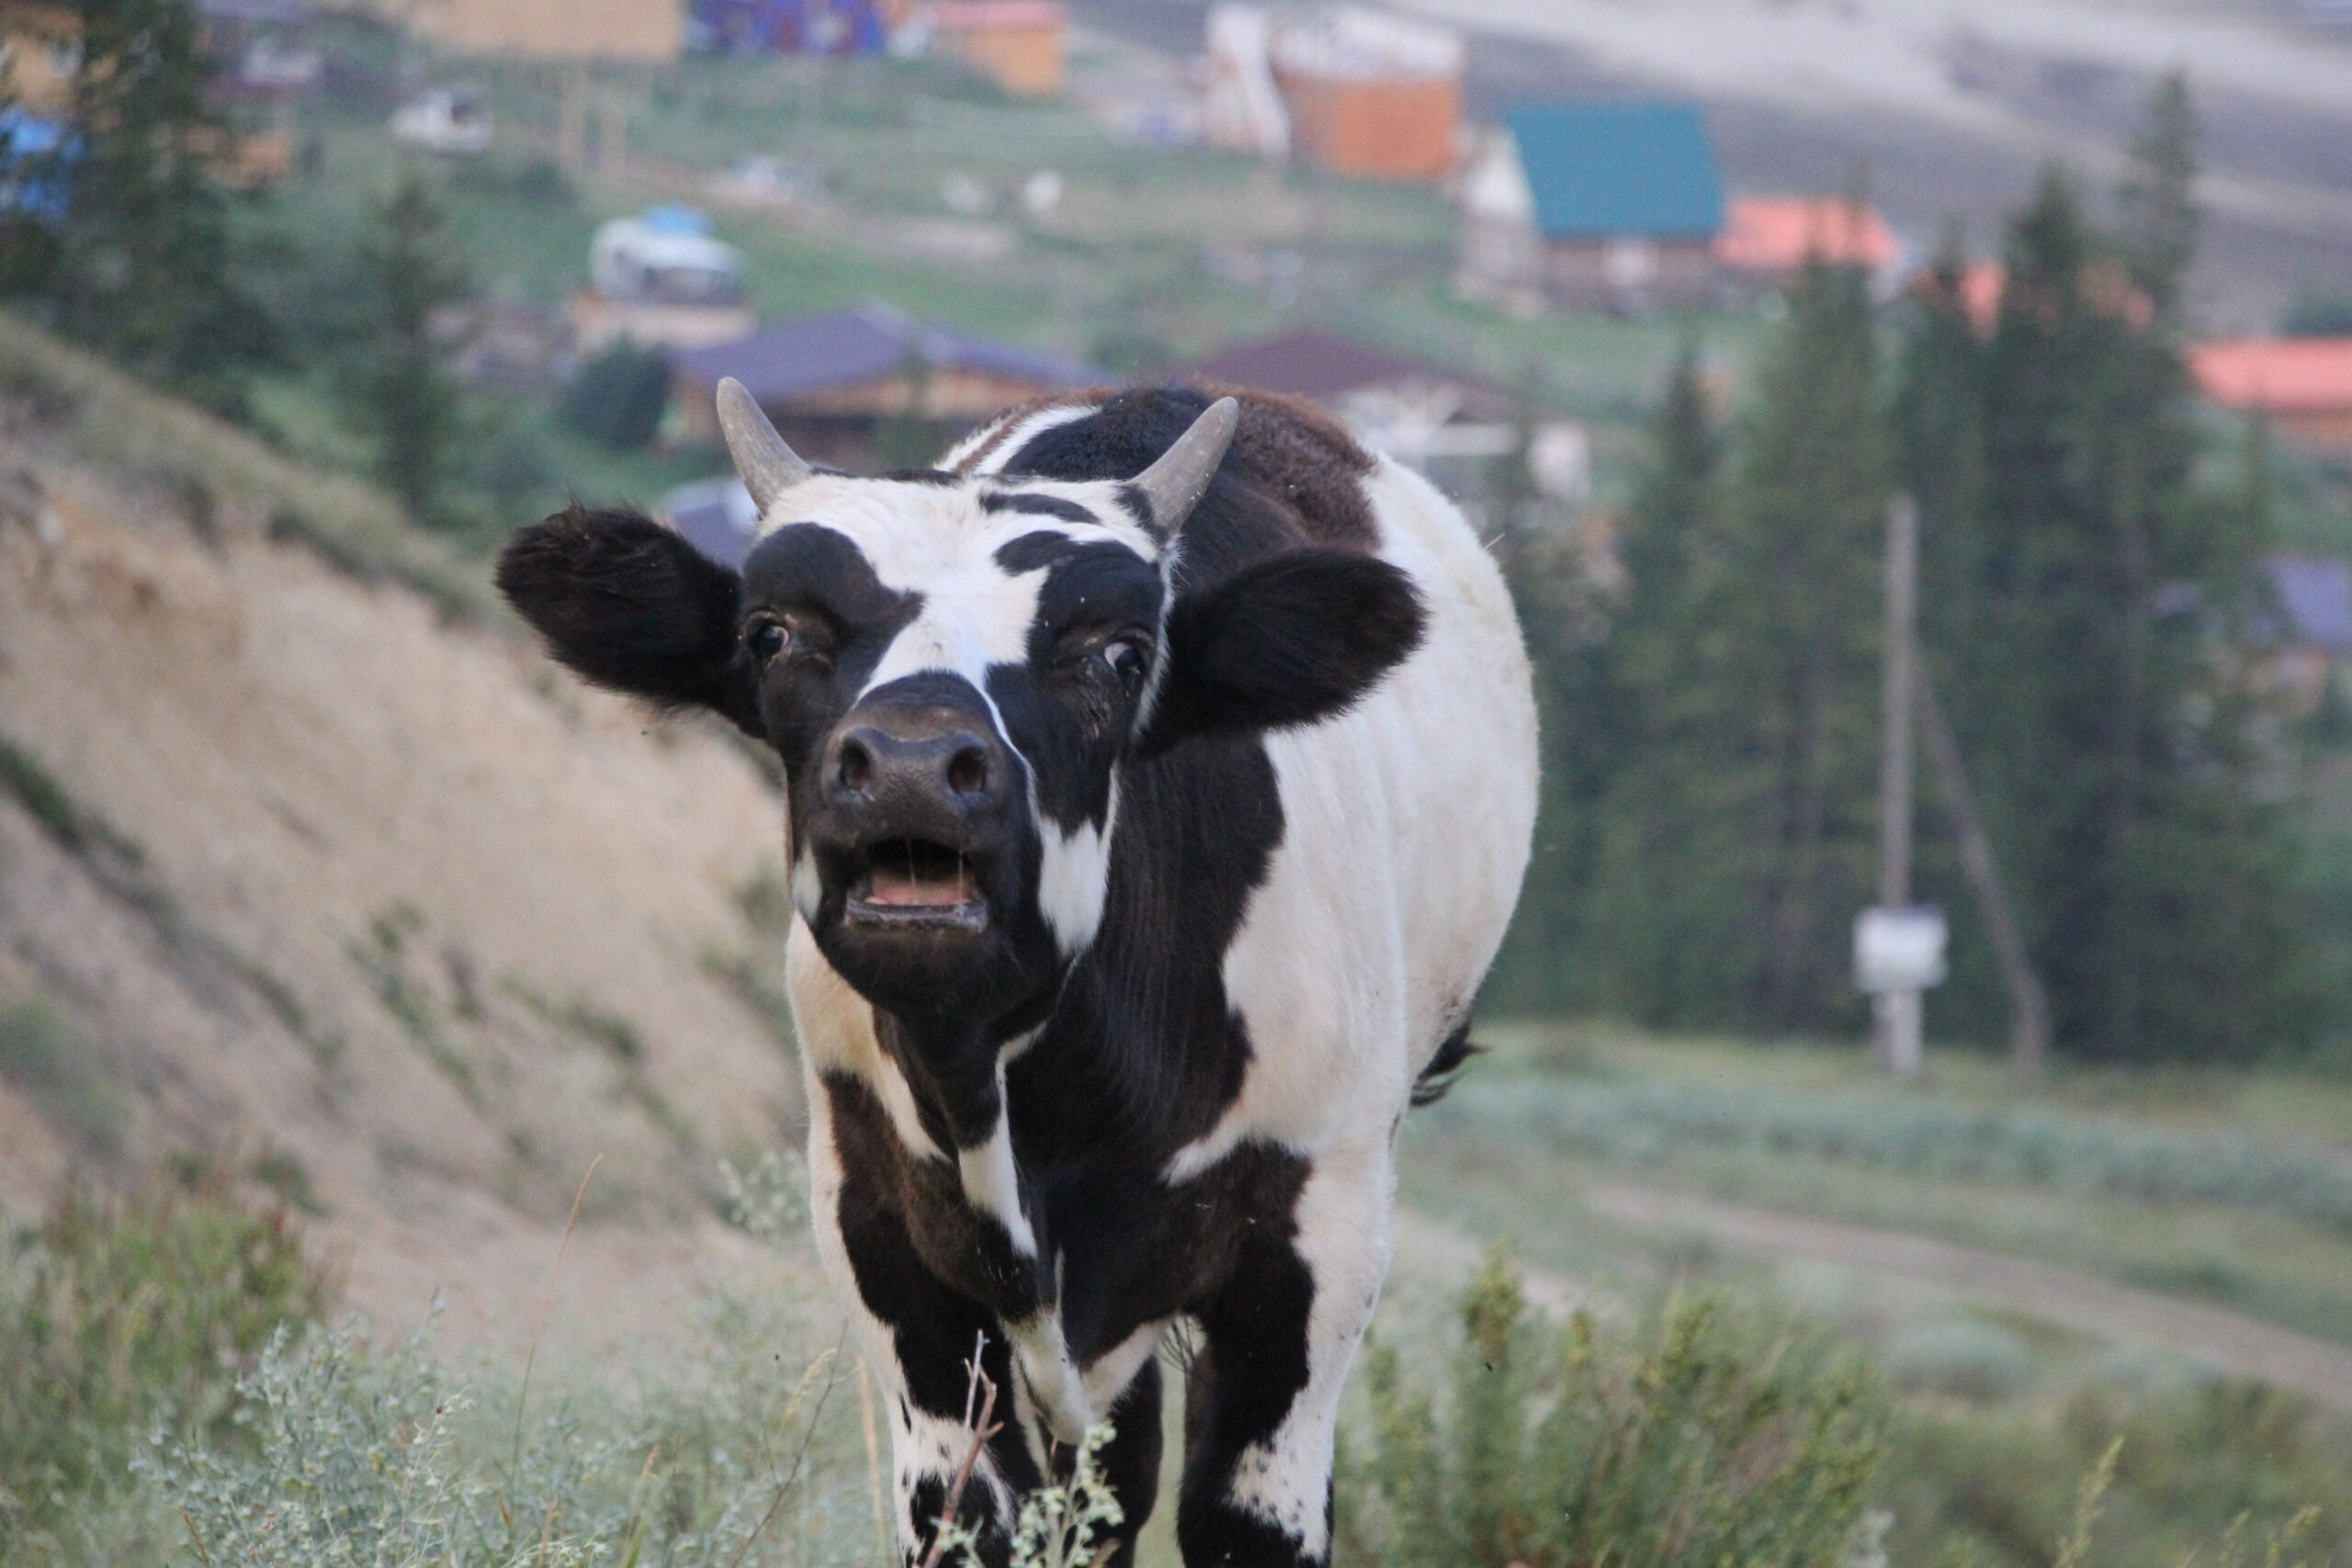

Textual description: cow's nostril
[837,738,873,793]
[947,747,989,797]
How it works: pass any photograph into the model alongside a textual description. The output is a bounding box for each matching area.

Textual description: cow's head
[497,381,1422,1030]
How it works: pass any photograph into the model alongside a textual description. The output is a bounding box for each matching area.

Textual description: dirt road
[1428,1182,2352,1413]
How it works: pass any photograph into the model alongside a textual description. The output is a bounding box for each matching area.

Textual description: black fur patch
[980,490,1103,525]
[1141,549,1426,754]
[1177,1196,1323,1567]
[494,505,755,729]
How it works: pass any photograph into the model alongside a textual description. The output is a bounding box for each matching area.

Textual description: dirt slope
[0,397,804,1351]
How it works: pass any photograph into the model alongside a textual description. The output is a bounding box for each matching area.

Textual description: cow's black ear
[496,504,757,731]
[1140,549,1424,755]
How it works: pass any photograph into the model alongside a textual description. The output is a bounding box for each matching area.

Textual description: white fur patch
[956,1109,1038,1258]
[1009,1305,1094,1445]
[1035,801,1114,956]
[791,846,823,928]
[787,923,944,1164]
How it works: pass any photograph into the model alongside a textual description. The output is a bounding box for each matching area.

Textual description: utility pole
[559,63,589,177]
[1871,494,1924,1077]
[1917,670,2052,1087]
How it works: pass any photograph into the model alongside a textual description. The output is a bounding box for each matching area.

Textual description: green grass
[1404,1023,2352,1347]
[0,996,126,1159]
[0,1174,326,1554]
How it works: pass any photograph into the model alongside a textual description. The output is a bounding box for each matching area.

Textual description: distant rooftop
[2192,338,2352,414]
[1715,196,1898,274]
[1170,327,1504,409]
[2268,555,2352,654]
[1502,100,1723,242]
[670,303,1095,403]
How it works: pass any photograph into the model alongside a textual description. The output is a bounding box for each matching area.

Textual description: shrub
[148,1282,876,1567]
[559,341,672,452]
[1344,1252,1888,1567]
[0,1175,328,1548]
[1884,1375,2352,1568]
[1882,1316,2035,1402]
[0,995,128,1156]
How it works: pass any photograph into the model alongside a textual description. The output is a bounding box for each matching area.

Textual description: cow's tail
[1410,1021,1480,1107]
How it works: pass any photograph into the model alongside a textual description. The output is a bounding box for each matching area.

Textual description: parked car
[390,86,492,157]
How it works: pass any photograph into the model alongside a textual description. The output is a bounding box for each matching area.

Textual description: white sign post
[1855,905,1947,1078]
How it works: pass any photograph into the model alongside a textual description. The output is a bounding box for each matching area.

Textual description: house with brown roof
[1170,326,1588,502]
[2191,337,2352,457]
[667,302,1097,464]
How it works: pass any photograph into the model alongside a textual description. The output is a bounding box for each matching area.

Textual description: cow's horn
[717,377,811,512]
[1132,396,1238,536]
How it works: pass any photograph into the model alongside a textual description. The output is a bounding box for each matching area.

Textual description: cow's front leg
[843,1200,1053,1566]
[1040,1354,1165,1568]
[1177,1145,1392,1567]
[811,1077,1047,1565]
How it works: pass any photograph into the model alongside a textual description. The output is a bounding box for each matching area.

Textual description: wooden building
[2192,337,2352,457]
[1266,6,1462,182]
[405,0,687,62]
[666,303,1096,464]
[1458,101,1724,313]
[929,0,1066,96]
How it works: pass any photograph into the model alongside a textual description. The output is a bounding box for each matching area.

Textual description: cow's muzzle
[812,686,1014,934]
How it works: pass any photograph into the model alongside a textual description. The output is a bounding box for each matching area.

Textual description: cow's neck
[872,1010,1004,1152]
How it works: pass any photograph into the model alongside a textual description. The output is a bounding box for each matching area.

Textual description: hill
[0,321,798,1352]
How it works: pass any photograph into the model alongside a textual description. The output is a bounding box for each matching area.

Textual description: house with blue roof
[1458,100,1726,312]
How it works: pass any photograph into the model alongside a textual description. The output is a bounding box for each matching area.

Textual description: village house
[1458,100,1724,313]
[1170,325,1588,503]
[401,0,686,62]
[571,206,758,355]
[665,302,1096,465]
[928,0,1068,96]
[1266,6,1462,182]
[1713,195,1903,299]
[2262,554,2352,713]
[2192,337,2352,457]
[691,0,901,54]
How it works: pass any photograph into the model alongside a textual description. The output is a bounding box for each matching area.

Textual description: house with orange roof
[2190,338,2352,456]
[1713,196,1901,296]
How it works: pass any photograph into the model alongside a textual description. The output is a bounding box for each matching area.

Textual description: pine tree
[1486,369,1649,1015]
[1567,346,1722,1023]
[348,169,470,525]
[16,0,277,412]
[1947,89,2308,1061]
[2116,70,2199,330]
[1585,265,1890,1032]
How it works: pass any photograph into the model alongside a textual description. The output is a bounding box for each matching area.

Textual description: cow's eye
[1102,638,1148,683]
[747,616,791,662]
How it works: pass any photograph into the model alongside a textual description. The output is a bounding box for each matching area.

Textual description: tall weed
[0,1176,327,1551]
[1345,1251,1887,1567]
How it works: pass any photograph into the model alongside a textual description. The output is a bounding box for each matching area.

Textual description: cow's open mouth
[847,839,988,931]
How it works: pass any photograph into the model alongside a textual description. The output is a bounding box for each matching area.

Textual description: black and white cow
[496,380,1536,1566]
